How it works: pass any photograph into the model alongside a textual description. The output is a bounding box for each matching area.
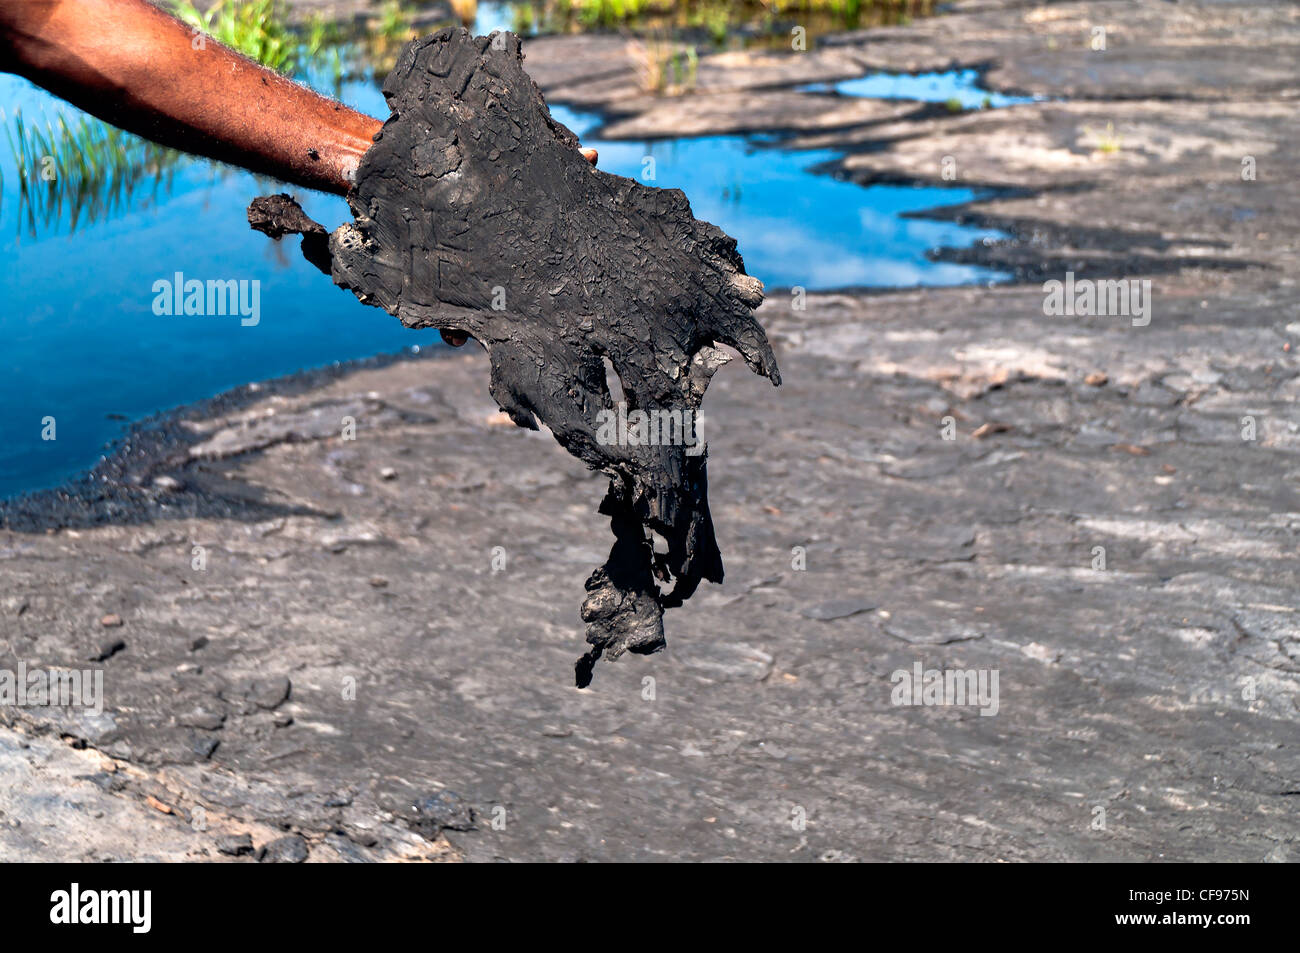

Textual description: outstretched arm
[0,0,381,195]
[0,0,597,195]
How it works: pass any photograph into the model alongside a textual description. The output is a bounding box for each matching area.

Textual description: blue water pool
[801,68,1038,110]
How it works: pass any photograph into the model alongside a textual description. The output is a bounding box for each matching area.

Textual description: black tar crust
[249,29,780,684]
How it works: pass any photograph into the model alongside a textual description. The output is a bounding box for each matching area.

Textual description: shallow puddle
[801,68,1038,110]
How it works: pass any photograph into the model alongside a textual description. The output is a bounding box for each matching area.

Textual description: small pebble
[259,834,309,864]
[217,833,255,856]
[179,709,226,731]
[90,637,126,662]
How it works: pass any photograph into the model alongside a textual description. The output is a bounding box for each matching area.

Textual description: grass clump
[170,0,299,73]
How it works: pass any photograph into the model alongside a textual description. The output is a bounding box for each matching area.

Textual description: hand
[441,145,598,348]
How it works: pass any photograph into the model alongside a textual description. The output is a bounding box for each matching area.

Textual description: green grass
[578,0,651,29]
[627,33,698,94]
[687,1,733,47]
[1086,122,1122,154]
[3,109,186,235]
[828,0,862,30]
[170,0,299,73]
[374,0,416,42]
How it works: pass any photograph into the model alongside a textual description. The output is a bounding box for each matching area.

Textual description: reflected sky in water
[801,68,1039,109]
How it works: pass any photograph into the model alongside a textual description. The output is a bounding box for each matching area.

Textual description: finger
[580,147,598,166]
[440,328,469,347]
